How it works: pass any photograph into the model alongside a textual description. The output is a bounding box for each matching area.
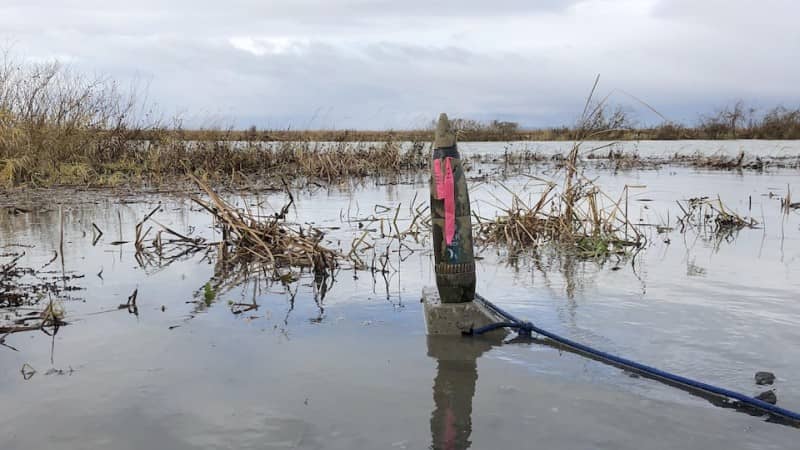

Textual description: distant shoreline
[165,128,800,143]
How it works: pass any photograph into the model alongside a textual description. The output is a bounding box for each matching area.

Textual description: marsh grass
[2,52,798,189]
[134,175,355,283]
[0,53,429,188]
[475,77,645,257]
[475,177,643,258]
[0,52,155,187]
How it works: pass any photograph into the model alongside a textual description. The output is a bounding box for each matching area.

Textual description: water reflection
[427,335,502,450]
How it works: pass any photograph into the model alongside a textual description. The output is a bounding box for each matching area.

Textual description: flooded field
[1,141,799,449]
[457,139,800,159]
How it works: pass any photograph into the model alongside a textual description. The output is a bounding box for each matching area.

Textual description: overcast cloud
[2,0,798,128]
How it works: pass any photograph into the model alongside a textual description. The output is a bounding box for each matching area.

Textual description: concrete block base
[422,286,505,336]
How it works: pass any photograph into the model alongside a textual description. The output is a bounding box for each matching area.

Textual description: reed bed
[0,53,431,188]
[1,134,429,188]
[475,81,646,257]
[475,175,644,258]
[4,54,800,189]
[157,101,800,142]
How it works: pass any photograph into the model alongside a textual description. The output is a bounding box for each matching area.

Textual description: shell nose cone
[434,113,456,149]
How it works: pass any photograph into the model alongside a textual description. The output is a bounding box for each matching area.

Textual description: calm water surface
[1,148,799,448]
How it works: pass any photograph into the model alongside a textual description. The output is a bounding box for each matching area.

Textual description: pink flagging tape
[444,157,456,245]
[433,159,445,200]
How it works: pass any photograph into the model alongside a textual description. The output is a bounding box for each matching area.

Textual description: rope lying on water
[466,293,800,426]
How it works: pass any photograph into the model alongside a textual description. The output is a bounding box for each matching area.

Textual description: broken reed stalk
[59,205,64,260]
[134,205,159,252]
[118,288,138,315]
[57,206,68,290]
[91,222,103,246]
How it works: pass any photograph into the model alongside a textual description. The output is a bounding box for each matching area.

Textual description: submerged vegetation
[475,86,645,259]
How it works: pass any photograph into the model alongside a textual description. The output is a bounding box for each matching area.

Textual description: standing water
[1,141,799,449]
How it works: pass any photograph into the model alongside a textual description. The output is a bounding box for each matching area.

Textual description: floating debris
[20,363,35,380]
[755,389,778,405]
[756,371,776,386]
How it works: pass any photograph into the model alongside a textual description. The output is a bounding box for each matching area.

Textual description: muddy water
[1,162,799,448]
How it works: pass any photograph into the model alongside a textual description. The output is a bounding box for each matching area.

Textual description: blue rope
[470,293,800,425]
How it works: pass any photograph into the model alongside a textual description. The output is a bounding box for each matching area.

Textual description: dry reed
[475,78,645,256]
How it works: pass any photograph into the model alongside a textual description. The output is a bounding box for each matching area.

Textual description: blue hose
[470,293,800,425]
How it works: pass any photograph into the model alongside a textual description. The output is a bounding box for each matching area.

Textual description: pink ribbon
[433,157,456,245]
[433,159,445,200]
[443,158,455,245]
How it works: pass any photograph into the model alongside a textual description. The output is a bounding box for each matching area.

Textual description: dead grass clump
[476,177,643,258]
[292,141,426,181]
[0,253,29,308]
[691,150,747,170]
[477,183,557,247]
[189,175,342,275]
[476,78,645,257]
[127,176,353,310]
[134,175,345,276]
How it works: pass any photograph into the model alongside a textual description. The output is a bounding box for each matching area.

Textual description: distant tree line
[415,102,800,141]
[691,101,800,139]
[424,118,520,140]
[556,101,800,140]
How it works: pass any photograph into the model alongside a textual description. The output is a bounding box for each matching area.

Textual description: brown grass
[475,176,644,258]
[2,53,798,189]
[0,53,429,188]
[474,78,646,257]
[190,175,342,273]
[132,175,356,282]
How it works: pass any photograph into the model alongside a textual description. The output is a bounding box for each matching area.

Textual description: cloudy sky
[2,0,798,129]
